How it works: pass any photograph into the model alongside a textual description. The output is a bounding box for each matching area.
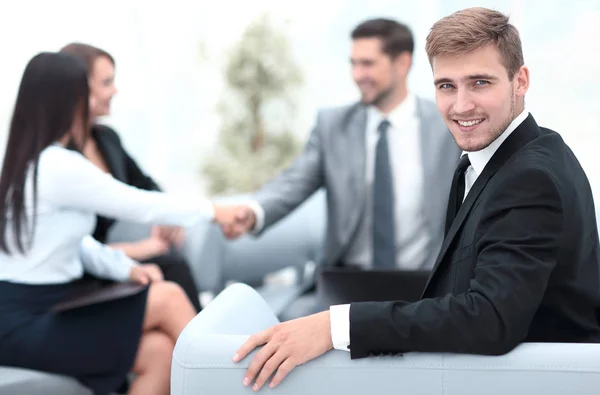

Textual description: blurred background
[1,0,599,197]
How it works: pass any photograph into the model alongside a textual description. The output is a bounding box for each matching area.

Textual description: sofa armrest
[173,333,447,395]
[172,284,600,395]
[173,336,600,395]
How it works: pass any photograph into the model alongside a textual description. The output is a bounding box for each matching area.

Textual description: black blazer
[91,125,162,243]
[349,114,600,358]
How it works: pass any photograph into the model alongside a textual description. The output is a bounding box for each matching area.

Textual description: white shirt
[252,93,429,270]
[0,145,214,284]
[330,108,530,351]
[343,93,429,270]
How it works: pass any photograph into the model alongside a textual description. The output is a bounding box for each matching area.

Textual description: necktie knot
[378,119,391,135]
[456,154,471,174]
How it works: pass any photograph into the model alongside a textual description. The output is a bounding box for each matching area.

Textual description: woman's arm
[79,235,139,281]
[39,146,214,227]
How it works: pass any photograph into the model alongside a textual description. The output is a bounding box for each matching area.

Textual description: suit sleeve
[252,111,326,232]
[348,166,564,358]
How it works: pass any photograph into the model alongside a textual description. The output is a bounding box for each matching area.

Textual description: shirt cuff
[330,304,351,352]
[246,200,265,233]
[79,236,140,282]
[111,252,140,282]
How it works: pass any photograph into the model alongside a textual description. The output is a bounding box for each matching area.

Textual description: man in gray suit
[220,18,460,312]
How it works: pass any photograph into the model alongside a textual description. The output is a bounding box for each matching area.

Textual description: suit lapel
[332,105,368,264]
[347,105,368,199]
[92,127,127,183]
[423,115,541,291]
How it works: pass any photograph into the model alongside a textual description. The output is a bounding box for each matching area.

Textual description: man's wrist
[246,201,265,232]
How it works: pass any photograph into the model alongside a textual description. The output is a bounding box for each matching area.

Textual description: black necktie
[372,119,396,268]
[445,154,471,236]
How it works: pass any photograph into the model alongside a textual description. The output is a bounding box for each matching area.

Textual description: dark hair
[60,42,115,76]
[351,18,414,58]
[0,52,90,253]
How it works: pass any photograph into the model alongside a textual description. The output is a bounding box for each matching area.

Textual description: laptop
[316,266,431,307]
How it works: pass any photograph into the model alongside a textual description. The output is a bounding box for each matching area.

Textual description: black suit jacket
[91,125,162,243]
[349,114,600,358]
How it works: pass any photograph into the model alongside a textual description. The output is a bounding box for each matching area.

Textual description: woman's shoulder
[38,144,87,170]
[40,144,81,159]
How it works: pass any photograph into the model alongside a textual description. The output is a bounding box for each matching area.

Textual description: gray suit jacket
[255,97,461,269]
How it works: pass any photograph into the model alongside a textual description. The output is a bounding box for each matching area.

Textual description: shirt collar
[465,108,529,176]
[367,92,416,129]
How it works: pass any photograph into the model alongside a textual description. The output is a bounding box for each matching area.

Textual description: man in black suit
[231,7,600,391]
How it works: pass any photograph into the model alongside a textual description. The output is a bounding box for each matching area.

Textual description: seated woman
[60,42,202,312]
[0,52,233,395]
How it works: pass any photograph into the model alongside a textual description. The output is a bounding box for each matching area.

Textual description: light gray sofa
[172,282,600,395]
[182,189,326,316]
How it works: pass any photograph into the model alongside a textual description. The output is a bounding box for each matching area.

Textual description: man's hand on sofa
[233,311,333,391]
[213,204,256,239]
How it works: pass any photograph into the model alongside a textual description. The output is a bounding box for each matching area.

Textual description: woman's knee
[146,281,189,315]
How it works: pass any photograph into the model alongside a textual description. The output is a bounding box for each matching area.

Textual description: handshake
[212,204,257,239]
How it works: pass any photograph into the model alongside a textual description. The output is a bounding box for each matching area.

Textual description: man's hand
[129,263,164,285]
[232,311,333,391]
[213,204,256,239]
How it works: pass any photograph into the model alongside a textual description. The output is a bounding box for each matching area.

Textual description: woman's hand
[129,263,164,285]
[154,225,186,249]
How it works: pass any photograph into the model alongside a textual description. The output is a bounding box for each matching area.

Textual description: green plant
[202,14,303,195]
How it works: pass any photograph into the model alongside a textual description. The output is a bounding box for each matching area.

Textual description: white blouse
[0,145,214,284]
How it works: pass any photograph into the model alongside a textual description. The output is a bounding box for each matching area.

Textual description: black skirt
[0,278,148,395]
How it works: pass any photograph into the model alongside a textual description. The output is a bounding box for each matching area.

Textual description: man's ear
[393,52,412,74]
[514,65,530,97]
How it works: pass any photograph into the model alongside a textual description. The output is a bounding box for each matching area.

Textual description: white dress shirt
[252,93,429,270]
[0,145,214,285]
[330,108,530,351]
[343,93,429,270]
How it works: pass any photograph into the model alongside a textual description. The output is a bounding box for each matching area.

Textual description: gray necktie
[372,119,396,268]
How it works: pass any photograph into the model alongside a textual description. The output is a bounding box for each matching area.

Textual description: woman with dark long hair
[0,52,230,395]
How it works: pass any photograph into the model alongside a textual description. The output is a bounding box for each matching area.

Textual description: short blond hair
[425,7,524,79]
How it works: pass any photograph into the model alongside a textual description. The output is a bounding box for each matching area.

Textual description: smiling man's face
[432,44,529,152]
